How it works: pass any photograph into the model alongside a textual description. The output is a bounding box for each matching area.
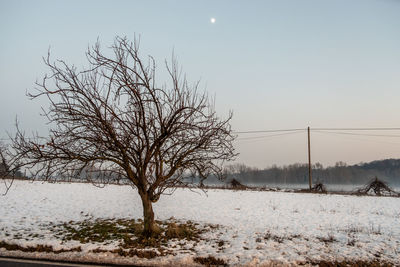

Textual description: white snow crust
[1,180,399,265]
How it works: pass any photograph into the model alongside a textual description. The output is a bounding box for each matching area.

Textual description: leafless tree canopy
[9,36,237,236]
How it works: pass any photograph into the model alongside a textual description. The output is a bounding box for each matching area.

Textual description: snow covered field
[1,180,399,266]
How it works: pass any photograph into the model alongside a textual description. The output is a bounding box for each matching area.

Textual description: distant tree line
[203,159,400,186]
[5,154,400,187]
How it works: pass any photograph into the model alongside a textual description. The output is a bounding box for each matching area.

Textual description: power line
[3,127,400,141]
[233,127,400,135]
[234,128,305,134]
[313,130,400,138]
[313,127,400,131]
[235,130,304,141]
[313,130,400,145]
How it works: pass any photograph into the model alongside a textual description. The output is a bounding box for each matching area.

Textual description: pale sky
[1,0,400,168]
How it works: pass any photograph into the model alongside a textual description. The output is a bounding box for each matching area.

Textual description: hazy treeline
[214,159,400,186]
[4,159,400,187]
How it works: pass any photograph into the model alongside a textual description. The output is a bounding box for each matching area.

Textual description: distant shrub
[229,178,246,189]
[312,182,327,193]
[355,177,399,196]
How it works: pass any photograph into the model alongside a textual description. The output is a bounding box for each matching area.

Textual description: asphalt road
[0,257,118,267]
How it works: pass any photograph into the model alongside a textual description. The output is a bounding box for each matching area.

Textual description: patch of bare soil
[1,218,221,260]
[308,260,393,267]
[194,255,227,266]
[0,241,81,254]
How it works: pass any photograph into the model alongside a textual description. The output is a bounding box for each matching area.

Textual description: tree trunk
[140,192,159,237]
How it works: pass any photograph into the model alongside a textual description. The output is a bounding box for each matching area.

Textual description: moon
[210,17,216,24]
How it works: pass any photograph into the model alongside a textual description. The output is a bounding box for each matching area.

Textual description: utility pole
[307,126,312,190]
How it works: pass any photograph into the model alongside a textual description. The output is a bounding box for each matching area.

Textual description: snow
[1,180,399,265]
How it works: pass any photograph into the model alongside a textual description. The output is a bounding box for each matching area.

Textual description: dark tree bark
[139,190,159,236]
[8,36,237,237]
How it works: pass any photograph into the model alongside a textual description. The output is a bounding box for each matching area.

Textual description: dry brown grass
[0,241,81,254]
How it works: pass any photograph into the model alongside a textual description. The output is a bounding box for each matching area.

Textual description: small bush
[312,182,327,193]
[355,177,399,196]
[229,179,246,189]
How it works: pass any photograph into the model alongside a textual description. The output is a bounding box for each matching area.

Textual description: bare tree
[1,142,20,195]
[10,36,236,237]
[0,142,9,180]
